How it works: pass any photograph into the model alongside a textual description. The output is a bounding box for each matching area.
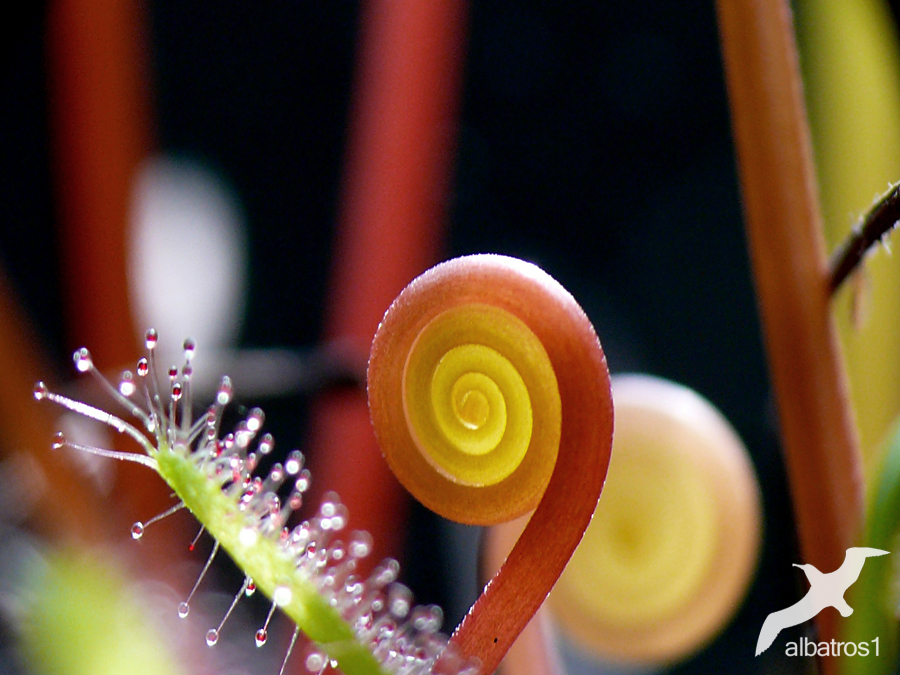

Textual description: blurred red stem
[46,0,183,558]
[306,0,469,570]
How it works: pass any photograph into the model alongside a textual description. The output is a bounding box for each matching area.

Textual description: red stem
[482,517,564,675]
[47,0,149,368]
[306,0,469,569]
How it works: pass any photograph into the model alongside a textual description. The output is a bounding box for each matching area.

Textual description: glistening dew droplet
[239,527,258,547]
[73,347,93,372]
[33,381,48,400]
[389,584,413,618]
[217,376,233,405]
[206,628,219,646]
[268,463,284,483]
[306,651,327,673]
[119,371,137,396]
[349,531,374,559]
[256,628,268,647]
[178,602,190,618]
[258,433,274,455]
[295,469,311,493]
[285,450,304,475]
[131,522,144,540]
[247,408,264,432]
[145,328,158,350]
[273,586,292,607]
[289,492,303,510]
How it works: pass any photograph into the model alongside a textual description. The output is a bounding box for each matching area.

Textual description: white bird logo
[755,547,889,656]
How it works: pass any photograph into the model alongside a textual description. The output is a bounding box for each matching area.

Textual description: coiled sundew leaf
[548,375,761,665]
[368,254,614,673]
[35,332,478,675]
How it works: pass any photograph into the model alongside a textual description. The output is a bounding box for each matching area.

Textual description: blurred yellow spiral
[548,375,761,665]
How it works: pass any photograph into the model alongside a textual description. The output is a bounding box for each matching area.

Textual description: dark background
[1,1,869,673]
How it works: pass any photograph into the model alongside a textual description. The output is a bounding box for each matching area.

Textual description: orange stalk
[483,517,562,675]
[716,0,864,660]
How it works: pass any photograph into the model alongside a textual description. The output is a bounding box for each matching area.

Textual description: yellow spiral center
[431,345,531,461]
[453,379,491,431]
[402,304,558,487]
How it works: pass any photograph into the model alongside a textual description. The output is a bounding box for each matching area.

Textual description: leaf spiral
[368,254,614,673]
[368,254,598,524]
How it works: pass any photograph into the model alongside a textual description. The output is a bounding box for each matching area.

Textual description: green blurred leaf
[19,547,188,675]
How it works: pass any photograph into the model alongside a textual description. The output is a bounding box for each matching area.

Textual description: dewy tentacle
[35,331,480,675]
[36,387,157,457]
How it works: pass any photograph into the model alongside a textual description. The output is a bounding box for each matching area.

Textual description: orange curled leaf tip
[367,254,614,673]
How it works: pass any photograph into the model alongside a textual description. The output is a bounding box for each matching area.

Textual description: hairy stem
[829,182,900,294]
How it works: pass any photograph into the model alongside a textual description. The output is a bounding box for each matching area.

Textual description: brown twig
[828,182,900,294]
[716,0,864,667]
